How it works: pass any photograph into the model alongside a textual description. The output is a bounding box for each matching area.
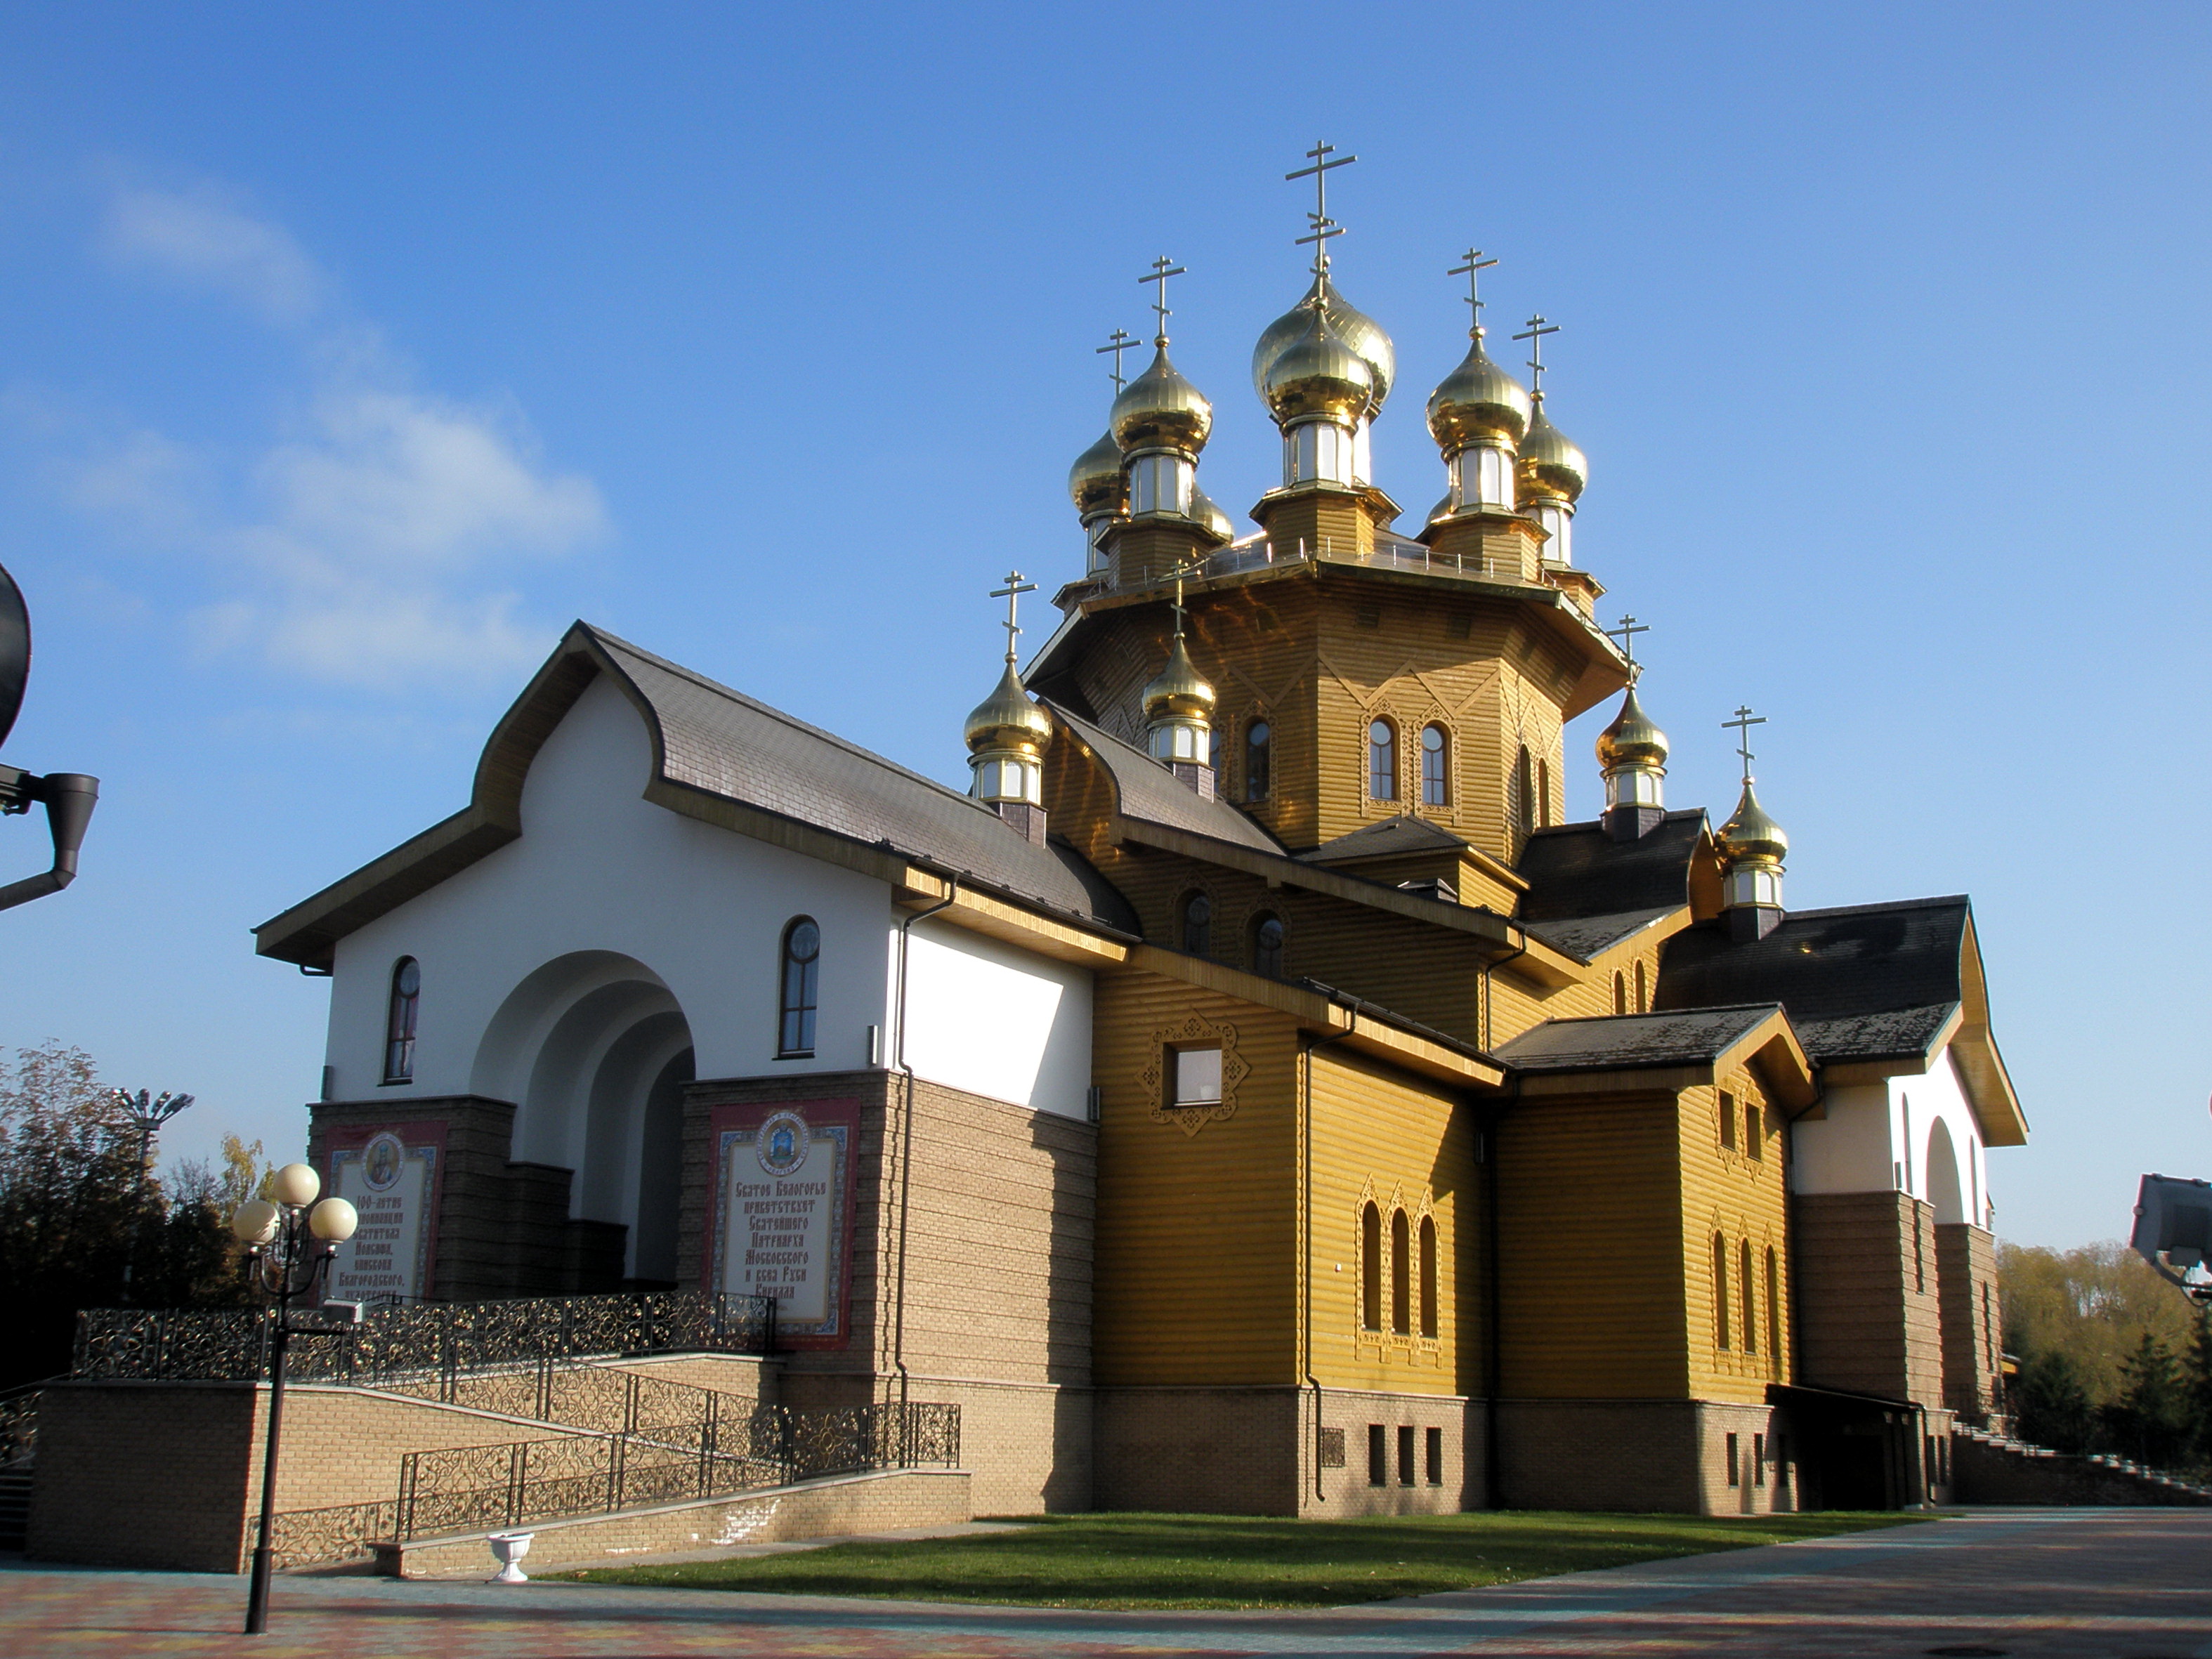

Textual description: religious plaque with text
[705,1099,858,1349]
[325,1121,447,1303]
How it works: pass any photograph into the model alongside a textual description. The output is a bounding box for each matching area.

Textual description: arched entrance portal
[473,951,693,1286]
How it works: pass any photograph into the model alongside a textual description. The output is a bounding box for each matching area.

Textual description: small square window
[1174,1047,1222,1106]
[1719,1091,1737,1151]
[1425,1426,1444,1486]
[1318,1427,1347,1469]
[1368,1424,1387,1488]
[1746,1102,1764,1160]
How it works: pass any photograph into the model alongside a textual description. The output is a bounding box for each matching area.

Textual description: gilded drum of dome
[964,662,1054,756]
[1426,339,1533,453]
[1113,348,1213,456]
[1717,783,1789,863]
[1595,686,1668,769]
[1068,429,1125,517]
[1250,278,1395,412]
[1142,634,1215,723]
[1518,406,1588,504]
[1261,310,1373,427]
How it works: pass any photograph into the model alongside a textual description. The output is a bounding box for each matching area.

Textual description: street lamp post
[229,1162,358,1636]
[114,1089,195,1297]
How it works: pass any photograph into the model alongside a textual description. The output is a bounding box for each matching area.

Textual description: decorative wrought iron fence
[71,1290,776,1386]
[251,1498,401,1571]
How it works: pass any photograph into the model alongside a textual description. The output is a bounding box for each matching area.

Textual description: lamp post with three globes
[228,1162,358,1635]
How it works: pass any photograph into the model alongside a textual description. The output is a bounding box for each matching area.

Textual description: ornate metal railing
[0,1384,40,1468]
[252,1499,401,1571]
[72,1290,777,1385]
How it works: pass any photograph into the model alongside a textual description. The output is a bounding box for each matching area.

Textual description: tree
[2011,1346,2094,1455]
[2105,1332,2189,1469]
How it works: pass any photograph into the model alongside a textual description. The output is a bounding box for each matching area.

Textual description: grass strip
[558,1507,1928,1609]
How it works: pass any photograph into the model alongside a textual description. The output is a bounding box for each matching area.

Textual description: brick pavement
[4,1508,2208,1658]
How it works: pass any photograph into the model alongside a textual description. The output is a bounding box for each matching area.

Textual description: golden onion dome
[1189,483,1235,544]
[1426,336,1533,456]
[1141,631,1215,726]
[1260,306,1373,428]
[1518,402,1588,504]
[1595,686,1668,771]
[1068,429,1126,520]
[1717,782,1789,865]
[1112,346,1213,457]
[1251,279,1395,414]
[963,661,1054,758]
[1425,491,1453,526]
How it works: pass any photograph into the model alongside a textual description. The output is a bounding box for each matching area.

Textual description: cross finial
[1722,705,1767,786]
[1165,556,1205,638]
[1095,329,1139,393]
[1448,248,1499,339]
[1604,615,1649,682]
[990,570,1038,665]
[1514,315,1560,400]
[1139,256,1186,348]
[1286,140,1357,271]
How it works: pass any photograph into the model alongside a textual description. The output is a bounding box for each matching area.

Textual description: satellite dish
[0,563,27,751]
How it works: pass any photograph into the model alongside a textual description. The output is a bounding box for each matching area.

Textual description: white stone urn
[487,1530,535,1584]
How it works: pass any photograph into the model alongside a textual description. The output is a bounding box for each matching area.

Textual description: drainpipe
[1301,993,1361,1505]
[892,869,960,1417]
[1478,924,1528,1056]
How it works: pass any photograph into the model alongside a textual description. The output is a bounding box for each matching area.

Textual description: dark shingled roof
[1516,810,1707,923]
[1497,1004,1785,1073]
[1655,896,1971,1064]
[1519,905,1681,961]
[1302,815,1473,864]
[594,630,1141,933]
[1045,702,1285,855]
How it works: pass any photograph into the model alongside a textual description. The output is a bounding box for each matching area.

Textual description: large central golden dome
[1113,346,1214,457]
[1425,335,1532,456]
[1260,306,1373,428]
[1252,278,1394,415]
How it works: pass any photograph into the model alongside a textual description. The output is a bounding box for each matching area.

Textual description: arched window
[1713,1234,1731,1349]
[1418,1215,1438,1339]
[1391,1209,1412,1335]
[384,957,420,1083]
[1250,912,1285,978]
[1368,720,1396,801]
[1634,960,1648,1014]
[1514,746,1536,839]
[777,917,820,1058]
[1245,719,1272,802]
[1420,724,1448,806]
[1538,758,1552,827]
[1208,726,1222,773]
[1180,892,1212,956]
[1361,1203,1383,1330]
[1613,972,1628,1016]
[1741,1239,1757,1353]
[1765,1247,1782,1372]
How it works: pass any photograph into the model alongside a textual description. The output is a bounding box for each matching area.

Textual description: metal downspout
[893,870,960,1417]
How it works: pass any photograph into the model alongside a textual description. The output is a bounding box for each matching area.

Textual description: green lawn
[558,1509,1927,1609]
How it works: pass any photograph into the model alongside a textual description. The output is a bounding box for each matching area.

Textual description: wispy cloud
[42,181,610,690]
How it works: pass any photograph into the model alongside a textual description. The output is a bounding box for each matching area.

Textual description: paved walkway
[5,1508,2209,1658]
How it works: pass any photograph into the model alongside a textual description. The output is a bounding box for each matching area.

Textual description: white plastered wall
[895,915,1093,1121]
[1791,1047,1993,1227]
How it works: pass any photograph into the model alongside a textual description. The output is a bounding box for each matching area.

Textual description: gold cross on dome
[1604,615,1649,679]
[1514,315,1560,398]
[1449,248,1498,338]
[1286,140,1357,238]
[1165,556,1205,638]
[1295,212,1345,280]
[1723,705,1767,785]
[1095,329,1139,393]
[990,570,1037,664]
[1140,256,1186,347]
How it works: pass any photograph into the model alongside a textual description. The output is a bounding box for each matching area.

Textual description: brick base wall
[1793,1191,1944,1407]
[1498,1398,1799,1516]
[1936,1224,2000,1423]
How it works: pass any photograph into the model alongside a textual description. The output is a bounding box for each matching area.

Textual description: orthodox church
[256,159,2025,1518]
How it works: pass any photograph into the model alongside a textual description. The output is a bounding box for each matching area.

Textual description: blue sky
[0,3,2206,1250]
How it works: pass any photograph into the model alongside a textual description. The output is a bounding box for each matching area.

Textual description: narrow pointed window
[384,957,420,1084]
[778,917,820,1058]
[1368,721,1396,802]
[1245,719,1271,802]
[1614,972,1628,1016]
[1741,1239,1757,1353]
[1766,1247,1782,1374]
[1634,959,1648,1014]
[1361,1203,1382,1330]
[1514,746,1536,839]
[1391,1209,1411,1335]
[1250,912,1285,978]
[1420,724,1448,806]
[1538,758,1552,827]
[1713,1233,1731,1349]
[1419,1215,1438,1339]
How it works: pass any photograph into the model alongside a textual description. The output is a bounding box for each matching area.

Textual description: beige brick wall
[1793,1191,1944,1408]
[1300,1388,1482,1519]
[1094,1386,1300,1514]
[1935,1223,2001,1423]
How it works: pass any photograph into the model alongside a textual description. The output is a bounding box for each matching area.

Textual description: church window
[1726,1431,1741,1486]
[1425,1425,1444,1486]
[1361,1204,1383,1330]
[383,957,420,1084]
[1368,1424,1387,1486]
[1420,724,1448,806]
[1245,719,1272,801]
[1713,1234,1731,1349]
[1180,891,1212,956]
[1368,721,1396,801]
[778,917,820,1057]
[1633,959,1648,1014]
[1209,726,1222,773]
[1719,1092,1737,1151]
[1397,1424,1416,1486]
[1745,1101,1763,1160]
[1613,973,1628,1016]
[1914,1212,1926,1294]
[1741,1239,1757,1353]
[1538,758,1552,827]
[1250,912,1285,978]
[1755,1432,1767,1486]
[1514,747,1536,839]
[1418,1215,1438,1339]
[1170,1046,1222,1107]
[1391,1209,1411,1335]
[1766,1247,1782,1370]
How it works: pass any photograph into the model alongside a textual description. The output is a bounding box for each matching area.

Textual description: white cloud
[101,183,327,324]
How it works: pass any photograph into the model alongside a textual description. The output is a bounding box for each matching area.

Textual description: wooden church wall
[1677,1073,1794,1405]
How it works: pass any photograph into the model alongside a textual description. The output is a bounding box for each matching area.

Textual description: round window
[395,959,421,998]
[788,920,820,962]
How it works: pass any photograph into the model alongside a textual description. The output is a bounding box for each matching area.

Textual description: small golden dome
[963,661,1054,758]
[1717,782,1789,865]
[1068,429,1125,520]
[1113,346,1213,457]
[1189,483,1235,544]
[1519,402,1588,504]
[1252,279,1395,414]
[1595,686,1668,771]
[1426,336,1532,456]
[1425,491,1453,526]
[1261,306,1373,428]
[1141,631,1215,726]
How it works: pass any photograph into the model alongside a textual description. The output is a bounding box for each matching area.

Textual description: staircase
[1953,1423,2212,1507]
[0,1467,30,1550]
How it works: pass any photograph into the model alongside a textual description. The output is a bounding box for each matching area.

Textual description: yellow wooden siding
[1680,1073,1793,1401]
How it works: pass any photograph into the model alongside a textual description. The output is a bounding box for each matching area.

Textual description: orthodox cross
[1140,256,1186,346]
[1448,248,1498,337]
[1604,615,1649,681]
[1723,705,1767,785]
[1286,140,1357,237]
[1165,556,1205,638]
[1514,315,1560,398]
[990,570,1037,664]
[1296,211,1345,280]
[1095,329,1138,393]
